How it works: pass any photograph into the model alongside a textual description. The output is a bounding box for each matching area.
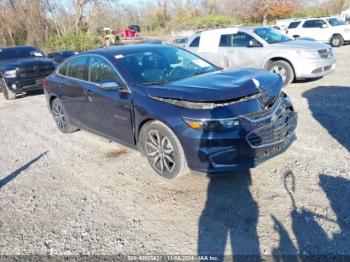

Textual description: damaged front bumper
[179,94,298,175]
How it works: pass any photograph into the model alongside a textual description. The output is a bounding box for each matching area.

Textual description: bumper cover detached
[185,96,298,175]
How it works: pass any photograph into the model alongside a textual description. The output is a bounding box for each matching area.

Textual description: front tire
[51,98,78,133]
[140,121,189,179]
[1,79,16,100]
[267,60,294,87]
[330,35,344,48]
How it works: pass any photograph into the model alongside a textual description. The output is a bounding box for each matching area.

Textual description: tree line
[0,0,349,50]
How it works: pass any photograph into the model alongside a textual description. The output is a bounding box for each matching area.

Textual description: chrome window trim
[56,53,131,93]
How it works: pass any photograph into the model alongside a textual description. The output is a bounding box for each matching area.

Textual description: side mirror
[322,24,328,28]
[248,40,262,48]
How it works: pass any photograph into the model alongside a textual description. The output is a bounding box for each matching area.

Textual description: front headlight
[297,50,320,59]
[3,69,17,78]
[183,117,239,131]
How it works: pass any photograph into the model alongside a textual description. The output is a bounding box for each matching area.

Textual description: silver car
[185,26,336,86]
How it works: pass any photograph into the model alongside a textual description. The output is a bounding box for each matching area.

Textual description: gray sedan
[185,26,336,86]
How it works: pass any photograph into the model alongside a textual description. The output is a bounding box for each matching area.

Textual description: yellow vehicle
[97,27,115,45]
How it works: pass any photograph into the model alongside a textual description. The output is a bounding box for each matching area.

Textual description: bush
[39,32,100,53]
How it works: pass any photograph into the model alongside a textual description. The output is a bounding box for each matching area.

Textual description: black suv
[0,46,56,100]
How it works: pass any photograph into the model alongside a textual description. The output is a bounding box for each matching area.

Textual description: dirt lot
[0,46,349,258]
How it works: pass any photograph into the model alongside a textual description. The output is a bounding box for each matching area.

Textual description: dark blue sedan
[44,44,297,178]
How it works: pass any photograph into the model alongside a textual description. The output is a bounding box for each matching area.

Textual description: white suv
[286,17,350,47]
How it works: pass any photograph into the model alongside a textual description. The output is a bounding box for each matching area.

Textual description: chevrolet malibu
[44,44,297,179]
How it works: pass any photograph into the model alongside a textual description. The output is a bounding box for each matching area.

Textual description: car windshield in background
[327,18,346,26]
[0,47,45,60]
[61,51,77,58]
[118,47,218,85]
[254,27,291,44]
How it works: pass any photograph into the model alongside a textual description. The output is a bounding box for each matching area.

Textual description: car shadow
[0,151,48,189]
[198,170,260,260]
[302,86,350,151]
[196,105,260,259]
[293,77,323,84]
[272,171,350,258]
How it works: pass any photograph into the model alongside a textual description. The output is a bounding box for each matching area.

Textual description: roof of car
[82,44,171,56]
[0,45,37,51]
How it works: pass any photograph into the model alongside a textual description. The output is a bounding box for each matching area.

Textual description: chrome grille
[17,64,55,79]
[246,112,297,148]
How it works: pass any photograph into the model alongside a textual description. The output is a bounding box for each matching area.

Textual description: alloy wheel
[145,129,176,174]
[271,66,287,82]
[332,37,340,46]
[52,102,67,130]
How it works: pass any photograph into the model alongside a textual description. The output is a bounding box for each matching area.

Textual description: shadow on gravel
[302,86,350,151]
[272,171,350,258]
[0,151,48,189]
[198,170,260,260]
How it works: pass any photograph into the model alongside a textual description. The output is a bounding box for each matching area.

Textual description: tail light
[41,79,48,88]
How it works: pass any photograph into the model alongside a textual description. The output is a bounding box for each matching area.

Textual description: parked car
[171,37,189,47]
[44,44,297,179]
[47,51,78,64]
[286,17,350,47]
[185,26,335,86]
[0,46,56,100]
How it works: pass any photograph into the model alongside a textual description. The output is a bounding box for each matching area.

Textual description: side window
[89,56,121,84]
[232,33,255,47]
[219,34,232,47]
[288,21,301,29]
[67,56,89,80]
[58,62,68,76]
[303,20,326,28]
[189,36,200,47]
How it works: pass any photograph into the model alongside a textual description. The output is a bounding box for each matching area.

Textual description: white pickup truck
[286,17,350,47]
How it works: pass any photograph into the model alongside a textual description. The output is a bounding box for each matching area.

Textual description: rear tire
[140,121,189,179]
[330,35,344,48]
[51,98,78,133]
[267,60,294,87]
[1,79,16,100]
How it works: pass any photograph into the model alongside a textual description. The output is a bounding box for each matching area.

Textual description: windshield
[327,18,346,26]
[254,27,291,44]
[118,47,218,85]
[0,47,45,60]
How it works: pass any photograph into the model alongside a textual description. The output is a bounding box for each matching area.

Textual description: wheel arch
[136,118,183,156]
[264,57,296,80]
[49,95,58,109]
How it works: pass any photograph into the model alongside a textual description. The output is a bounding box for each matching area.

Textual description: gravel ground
[0,46,349,257]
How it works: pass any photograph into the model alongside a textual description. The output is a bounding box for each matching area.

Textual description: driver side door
[86,55,134,145]
[220,32,263,68]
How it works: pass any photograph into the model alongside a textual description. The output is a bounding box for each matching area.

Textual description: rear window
[189,36,200,47]
[288,21,301,29]
[66,56,89,81]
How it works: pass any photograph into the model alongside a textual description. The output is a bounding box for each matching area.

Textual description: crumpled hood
[274,39,331,50]
[145,68,282,102]
[0,57,54,67]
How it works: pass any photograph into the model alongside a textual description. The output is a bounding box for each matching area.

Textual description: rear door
[86,55,134,145]
[58,56,94,127]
